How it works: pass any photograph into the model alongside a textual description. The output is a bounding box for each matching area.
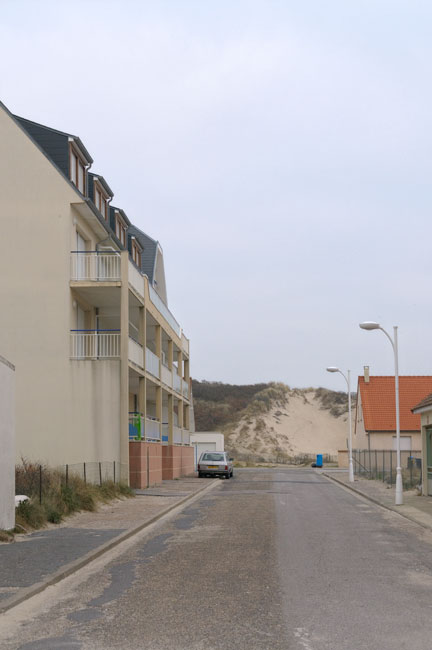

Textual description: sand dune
[225,388,351,460]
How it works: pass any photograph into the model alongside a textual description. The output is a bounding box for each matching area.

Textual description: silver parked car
[198,451,234,479]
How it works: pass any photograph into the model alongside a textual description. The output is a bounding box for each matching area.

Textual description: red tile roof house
[412,393,432,496]
[354,373,432,452]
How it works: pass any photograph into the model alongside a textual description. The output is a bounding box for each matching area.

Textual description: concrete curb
[322,472,432,533]
[0,479,219,615]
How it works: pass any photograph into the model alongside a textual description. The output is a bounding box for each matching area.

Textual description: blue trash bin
[316,454,323,468]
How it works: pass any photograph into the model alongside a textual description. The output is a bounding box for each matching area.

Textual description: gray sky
[2,0,431,389]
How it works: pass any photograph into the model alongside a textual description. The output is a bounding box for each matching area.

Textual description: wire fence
[353,449,422,489]
[15,461,129,504]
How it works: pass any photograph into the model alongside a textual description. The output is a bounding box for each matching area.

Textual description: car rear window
[201,453,225,461]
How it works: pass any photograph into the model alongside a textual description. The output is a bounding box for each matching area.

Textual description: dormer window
[115,212,127,247]
[69,146,86,194]
[94,180,109,220]
[131,238,142,267]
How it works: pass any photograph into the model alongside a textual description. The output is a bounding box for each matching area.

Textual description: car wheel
[225,473,230,479]
[198,472,203,478]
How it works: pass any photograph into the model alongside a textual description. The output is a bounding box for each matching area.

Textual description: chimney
[364,366,370,383]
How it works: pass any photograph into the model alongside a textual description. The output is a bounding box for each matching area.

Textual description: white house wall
[0,355,15,530]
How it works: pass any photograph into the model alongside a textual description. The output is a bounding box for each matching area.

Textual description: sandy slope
[225,389,351,460]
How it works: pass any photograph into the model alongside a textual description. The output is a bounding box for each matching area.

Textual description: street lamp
[326,367,354,482]
[359,321,402,505]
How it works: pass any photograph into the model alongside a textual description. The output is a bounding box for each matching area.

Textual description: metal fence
[65,461,129,485]
[15,461,129,504]
[353,449,422,489]
[232,452,338,465]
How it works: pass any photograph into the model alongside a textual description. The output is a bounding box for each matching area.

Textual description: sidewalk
[0,476,217,614]
[323,470,432,530]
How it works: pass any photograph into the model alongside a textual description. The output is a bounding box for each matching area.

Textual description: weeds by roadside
[1,461,134,541]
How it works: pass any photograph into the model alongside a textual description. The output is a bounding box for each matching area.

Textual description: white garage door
[194,442,217,468]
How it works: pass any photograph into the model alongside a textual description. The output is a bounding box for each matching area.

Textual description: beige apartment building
[0,101,193,485]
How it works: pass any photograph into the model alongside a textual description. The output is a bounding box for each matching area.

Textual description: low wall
[0,355,15,530]
[129,441,163,489]
[162,445,195,480]
[181,446,195,477]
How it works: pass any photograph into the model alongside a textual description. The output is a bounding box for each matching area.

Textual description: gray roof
[88,172,114,199]
[128,225,158,283]
[13,115,93,167]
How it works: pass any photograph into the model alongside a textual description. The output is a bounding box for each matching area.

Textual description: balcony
[70,330,120,359]
[128,337,144,368]
[181,333,189,356]
[173,425,182,445]
[148,285,181,336]
[129,413,161,442]
[182,379,189,399]
[173,372,182,394]
[71,252,121,281]
[161,363,172,388]
[145,348,160,378]
[128,260,145,297]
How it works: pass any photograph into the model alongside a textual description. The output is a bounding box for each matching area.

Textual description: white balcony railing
[146,417,161,441]
[129,414,161,442]
[70,331,120,359]
[182,379,189,399]
[149,285,181,336]
[173,373,182,394]
[181,333,189,355]
[128,337,144,368]
[162,423,169,444]
[128,260,145,297]
[173,425,182,445]
[161,363,172,387]
[182,429,190,446]
[145,348,160,378]
[71,252,121,281]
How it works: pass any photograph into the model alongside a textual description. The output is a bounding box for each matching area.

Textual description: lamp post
[359,321,402,505]
[326,367,354,482]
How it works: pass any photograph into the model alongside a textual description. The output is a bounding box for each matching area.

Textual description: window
[115,213,127,246]
[131,239,141,267]
[94,182,108,220]
[69,146,86,194]
[393,436,412,451]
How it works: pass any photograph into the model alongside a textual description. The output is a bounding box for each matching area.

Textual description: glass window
[132,240,141,266]
[78,161,85,193]
[201,453,225,461]
[94,184,109,220]
[116,215,126,246]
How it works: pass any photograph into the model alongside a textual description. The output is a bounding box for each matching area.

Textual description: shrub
[13,461,134,537]
[15,499,46,530]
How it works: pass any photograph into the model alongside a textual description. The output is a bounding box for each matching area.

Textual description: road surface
[2,468,432,649]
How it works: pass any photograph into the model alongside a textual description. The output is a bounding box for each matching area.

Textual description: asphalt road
[3,468,432,649]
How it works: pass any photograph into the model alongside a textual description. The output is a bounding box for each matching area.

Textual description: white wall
[0,355,15,530]
[190,432,225,469]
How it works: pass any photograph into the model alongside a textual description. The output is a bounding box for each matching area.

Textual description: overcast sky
[2,0,431,389]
